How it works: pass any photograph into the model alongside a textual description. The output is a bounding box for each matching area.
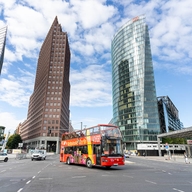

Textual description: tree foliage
[162,137,187,144]
[6,134,22,149]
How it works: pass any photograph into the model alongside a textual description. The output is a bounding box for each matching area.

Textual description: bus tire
[67,157,70,165]
[86,158,92,168]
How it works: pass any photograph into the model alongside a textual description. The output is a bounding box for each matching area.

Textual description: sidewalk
[132,155,191,164]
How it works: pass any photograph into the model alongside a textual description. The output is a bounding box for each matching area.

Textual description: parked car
[0,152,8,162]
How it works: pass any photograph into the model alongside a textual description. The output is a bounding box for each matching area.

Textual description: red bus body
[60,124,125,168]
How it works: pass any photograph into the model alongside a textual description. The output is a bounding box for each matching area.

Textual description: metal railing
[15,153,27,160]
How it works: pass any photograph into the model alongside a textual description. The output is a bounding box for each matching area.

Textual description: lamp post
[71,121,83,131]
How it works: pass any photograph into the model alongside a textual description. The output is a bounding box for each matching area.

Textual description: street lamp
[71,121,83,130]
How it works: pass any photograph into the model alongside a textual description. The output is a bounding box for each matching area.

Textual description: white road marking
[187,181,192,184]
[72,176,86,178]
[32,176,35,179]
[10,179,20,181]
[0,170,6,173]
[26,180,31,184]
[39,178,53,180]
[173,188,184,192]
[123,175,133,178]
[17,188,23,192]
[145,180,157,184]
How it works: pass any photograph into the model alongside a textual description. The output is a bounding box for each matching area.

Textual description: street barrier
[15,153,27,160]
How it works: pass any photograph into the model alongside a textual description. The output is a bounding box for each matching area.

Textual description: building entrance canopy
[157,126,192,156]
[157,126,192,139]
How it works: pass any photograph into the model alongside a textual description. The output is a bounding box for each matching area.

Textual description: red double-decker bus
[60,124,125,168]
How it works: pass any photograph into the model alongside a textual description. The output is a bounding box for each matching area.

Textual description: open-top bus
[60,124,125,168]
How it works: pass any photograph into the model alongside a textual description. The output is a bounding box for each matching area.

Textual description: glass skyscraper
[111,15,160,150]
[0,26,7,75]
[158,96,183,133]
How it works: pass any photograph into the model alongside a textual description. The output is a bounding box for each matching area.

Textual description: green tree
[162,137,187,144]
[6,134,22,149]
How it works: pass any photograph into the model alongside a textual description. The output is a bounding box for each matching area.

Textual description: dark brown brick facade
[20,17,70,152]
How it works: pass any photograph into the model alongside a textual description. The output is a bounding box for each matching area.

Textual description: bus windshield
[102,139,123,156]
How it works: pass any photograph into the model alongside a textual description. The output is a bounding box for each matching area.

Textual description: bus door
[95,145,101,165]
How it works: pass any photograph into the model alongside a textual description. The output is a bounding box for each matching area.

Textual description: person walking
[184,152,190,164]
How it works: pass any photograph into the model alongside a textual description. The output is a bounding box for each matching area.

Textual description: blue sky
[0,0,192,135]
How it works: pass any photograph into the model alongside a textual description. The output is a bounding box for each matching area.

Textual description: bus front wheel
[86,158,92,168]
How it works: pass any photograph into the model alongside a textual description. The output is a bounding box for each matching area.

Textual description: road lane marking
[173,188,184,192]
[32,176,35,179]
[1,170,6,173]
[39,178,53,180]
[123,175,133,178]
[17,188,23,192]
[145,180,157,184]
[10,179,20,181]
[26,180,31,184]
[72,176,86,178]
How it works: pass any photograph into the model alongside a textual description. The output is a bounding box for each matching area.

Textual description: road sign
[18,143,23,147]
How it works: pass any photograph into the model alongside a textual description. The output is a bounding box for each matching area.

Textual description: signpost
[18,143,23,148]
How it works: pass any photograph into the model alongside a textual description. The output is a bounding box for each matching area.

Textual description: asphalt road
[0,155,192,192]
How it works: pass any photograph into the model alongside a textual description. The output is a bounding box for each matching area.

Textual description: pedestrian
[143,152,146,157]
[184,152,190,164]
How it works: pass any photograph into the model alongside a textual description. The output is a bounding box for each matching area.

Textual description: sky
[0,0,192,135]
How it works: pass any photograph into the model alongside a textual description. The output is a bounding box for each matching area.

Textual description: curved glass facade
[0,26,7,75]
[111,16,160,150]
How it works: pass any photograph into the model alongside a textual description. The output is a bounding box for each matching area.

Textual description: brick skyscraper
[21,17,70,153]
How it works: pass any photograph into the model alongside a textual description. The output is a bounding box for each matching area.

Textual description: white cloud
[70,64,112,107]
[0,73,34,107]
[0,0,192,129]
[0,112,22,135]
[71,0,116,29]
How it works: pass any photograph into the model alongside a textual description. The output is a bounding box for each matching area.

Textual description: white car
[124,152,129,158]
[0,152,8,162]
[31,150,46,161]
